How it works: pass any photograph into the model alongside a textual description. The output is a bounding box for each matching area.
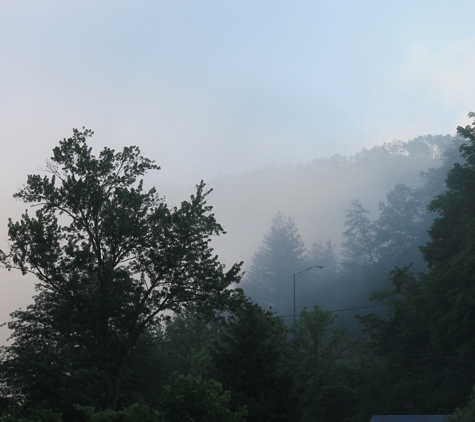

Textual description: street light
[293,265,323,318]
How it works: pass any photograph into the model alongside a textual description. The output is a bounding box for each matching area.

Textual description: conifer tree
[243,211,307,315]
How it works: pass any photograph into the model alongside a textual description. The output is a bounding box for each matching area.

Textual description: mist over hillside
[200,134,467,335]
[0,133,461,345]
[207,134,457,268]
[153,133,463,325]
[3,126,475,420]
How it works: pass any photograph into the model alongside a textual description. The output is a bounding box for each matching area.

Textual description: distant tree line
[1,119,475,421]
[241,117,475,418]
[243,133,464,328]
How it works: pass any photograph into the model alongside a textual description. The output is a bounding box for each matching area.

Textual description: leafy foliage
[420,114,475,354]
[158,373,247,422]
[290,306,352,422]
[2,124,475,421]
[209,299,299,422]
[452,386,475,422]
[352,114,475,416]
[0,129,242,411]
[153,308,218,383]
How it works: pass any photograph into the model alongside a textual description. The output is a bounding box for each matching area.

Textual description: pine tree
[243,212,307,315]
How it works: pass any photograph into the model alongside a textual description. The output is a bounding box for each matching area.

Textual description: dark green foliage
[0,399,62,422]
[354,266,438,415]
[0,290,107,412]
[3,124,475,421]
[420,114,475,354]
[209,299,299,422]
[73,403,163,422]
[452,386,475,422]
[115,328,164,408]
[419,117,475,358]
[355,265,474,416]
[374,184,432,272]
[352,115,475,415]
[0,129,242,411]
[356,266,428,359]
[290,306,353,422]
[158,373,247,422]
[154,308,218,382]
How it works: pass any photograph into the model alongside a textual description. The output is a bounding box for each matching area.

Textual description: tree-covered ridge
[223,133,457,178]
[352,115,475,416]
[2,119,475,421]
[243,132,466,321]
[309,134,456,172]
[205,132,462,278]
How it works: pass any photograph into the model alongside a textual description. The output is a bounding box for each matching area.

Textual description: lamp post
[293,265,323,318]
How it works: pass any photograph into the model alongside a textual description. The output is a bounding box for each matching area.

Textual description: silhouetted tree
[374,183,431,272]
[0,129,242,412]
[243,211,307,315]
[209,299,299,422]
[353,114,475,415]
[342,200,377,268]
[290,305,352,422]
[421,113,475,355]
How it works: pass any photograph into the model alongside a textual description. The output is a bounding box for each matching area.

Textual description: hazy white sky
[1,1,475,341]
[2,1,475,186]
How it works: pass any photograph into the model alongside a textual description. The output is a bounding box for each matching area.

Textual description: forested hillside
[207,134,458,268]
[242,136,463,318]
[2,119,475,421]
[207,134,462,320]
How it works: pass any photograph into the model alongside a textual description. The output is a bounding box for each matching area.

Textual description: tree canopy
[0,129,242,411]
[2,121,475,421]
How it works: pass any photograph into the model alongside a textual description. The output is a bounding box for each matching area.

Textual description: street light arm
[293,265,323,318]
[294,265,323,281]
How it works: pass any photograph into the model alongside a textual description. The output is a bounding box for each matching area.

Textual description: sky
[1,0,475,341]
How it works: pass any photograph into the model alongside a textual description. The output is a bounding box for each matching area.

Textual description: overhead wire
[280,303,387,318]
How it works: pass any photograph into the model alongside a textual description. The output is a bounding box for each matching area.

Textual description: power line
[328,304,387,313]
[280,303,387,318]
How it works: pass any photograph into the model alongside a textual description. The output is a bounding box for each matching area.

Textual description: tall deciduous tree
[421,112,475,355]
[0,129,242,411]
[339,199,385,305]
[353,114,475,415]
[373,183,432,273]
[341,199,377,268]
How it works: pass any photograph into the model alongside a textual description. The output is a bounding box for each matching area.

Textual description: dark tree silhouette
[243,211,307,315]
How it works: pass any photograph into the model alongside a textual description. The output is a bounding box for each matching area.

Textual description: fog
[207,142,441,267]
[0,134,456,342]
[209,136,459,322]
[2,1,475,343]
